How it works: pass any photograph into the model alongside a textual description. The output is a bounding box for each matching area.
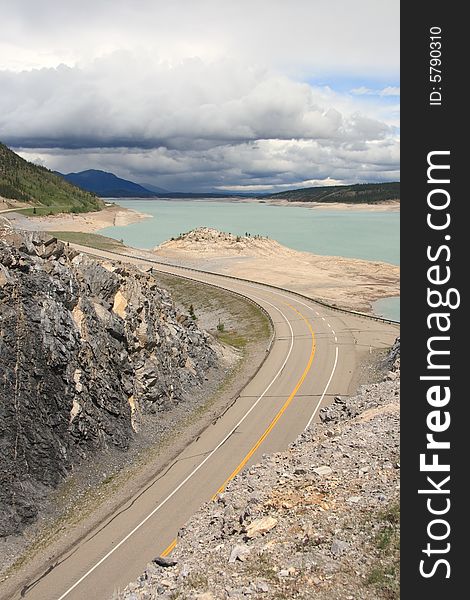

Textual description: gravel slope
[116,340,400,600]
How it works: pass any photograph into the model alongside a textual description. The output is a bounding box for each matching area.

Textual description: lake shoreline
[5,198,399,235]
[5,203,152,234]
[151,227,400,317]
[6,200,400,319]
[107,195,400,212]
[99,199,400,264]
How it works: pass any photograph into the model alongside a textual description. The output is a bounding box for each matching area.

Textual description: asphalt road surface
[2,247,398,600]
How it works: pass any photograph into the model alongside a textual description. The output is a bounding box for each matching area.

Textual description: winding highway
[2,247,399,600]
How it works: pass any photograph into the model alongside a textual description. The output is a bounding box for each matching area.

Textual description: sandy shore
[0,197,33,212]
[223,196,400,212]
[153,228,400,314]
[264,199,400,211]
[5,203,152,233]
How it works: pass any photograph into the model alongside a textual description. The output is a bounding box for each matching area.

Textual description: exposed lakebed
[101,199,400,320]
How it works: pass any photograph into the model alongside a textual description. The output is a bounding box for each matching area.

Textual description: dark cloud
[0,56,393,150]
[2,1,399,191]
[16,135,399,192]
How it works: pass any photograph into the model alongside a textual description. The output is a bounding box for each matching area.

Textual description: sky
[0,0,399,193]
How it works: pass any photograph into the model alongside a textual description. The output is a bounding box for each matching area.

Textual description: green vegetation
[0,142,103,213]
[49,231,125,252]
[243,552,278,582]
[15,206,85,217]
[263,182,400,204]
[215,331,247,348]
[152,272,271,351]
[185,572,209,591]
[366,502,400,599]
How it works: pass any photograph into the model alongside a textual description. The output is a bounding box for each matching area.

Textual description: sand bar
[153,228,400,315]
[4,206,399,315]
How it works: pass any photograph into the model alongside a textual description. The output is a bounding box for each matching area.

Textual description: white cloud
[379,86,400,96]
[216,177,343,192]
[0,1,399,76]
[0,54,395,148]
[350,87,374,96]
[16,133,399,193]
[351,86,400,97]
[2,1,399,191]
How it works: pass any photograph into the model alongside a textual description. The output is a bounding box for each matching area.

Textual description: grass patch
[185,572,209,590]
[152,271,271,352]
[243,552,278,582]
[215,330,247,349]
[15,206,91,216]
[376,526,396,551]
[366,501,400,599]
[374,502,400,552]
[367,564,399,593]
[49,231,125,252]
[380,502,400,525]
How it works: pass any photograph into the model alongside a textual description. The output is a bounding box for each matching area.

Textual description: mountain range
[1,141,400,206]
[58,169,168,198]
[262,182,400,203]
[0,142,102,212]
[61,170,400,203]
[58,170,247,198]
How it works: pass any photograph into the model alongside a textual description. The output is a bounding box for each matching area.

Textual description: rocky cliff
[0,225,217,536]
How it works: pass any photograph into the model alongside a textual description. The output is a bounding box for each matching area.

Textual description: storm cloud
[1,1,399,192]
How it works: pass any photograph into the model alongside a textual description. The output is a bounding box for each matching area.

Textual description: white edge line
[232,282,341,434]
[305,345,339,429]
[232,281,341,432]
[59,270,342,599]
[57,295,294,600]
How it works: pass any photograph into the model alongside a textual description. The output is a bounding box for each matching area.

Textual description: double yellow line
[162,303,315,557]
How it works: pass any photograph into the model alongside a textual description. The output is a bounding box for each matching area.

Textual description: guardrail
[72,243,400,327]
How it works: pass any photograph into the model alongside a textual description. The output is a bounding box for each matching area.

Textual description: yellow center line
[212,303,315,497]
[161,538,177,557]
[161,302,316,556]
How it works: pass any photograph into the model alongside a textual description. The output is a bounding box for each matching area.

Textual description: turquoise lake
[101,199,400,320]
[372,296,400,322]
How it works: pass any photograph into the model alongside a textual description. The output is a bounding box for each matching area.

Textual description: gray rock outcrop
[0,229,217,536]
